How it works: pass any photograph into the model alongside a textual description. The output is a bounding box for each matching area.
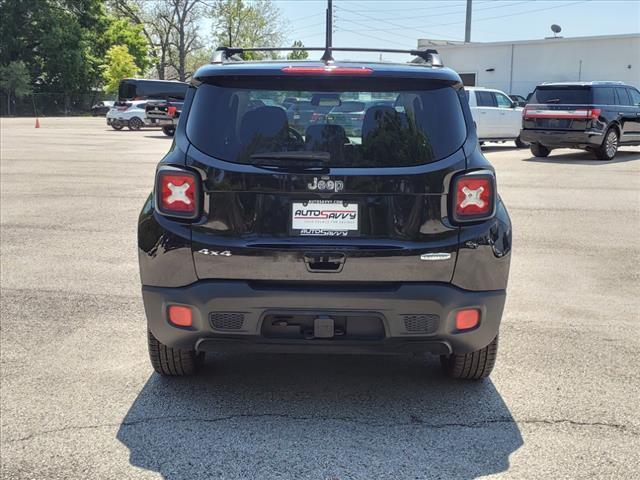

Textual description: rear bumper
[142,280,506,355]
[520,128,604,147]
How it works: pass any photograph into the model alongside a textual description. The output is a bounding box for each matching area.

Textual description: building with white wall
[418,33,640,97]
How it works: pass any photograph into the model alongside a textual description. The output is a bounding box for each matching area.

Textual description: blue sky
[272,0,639,60]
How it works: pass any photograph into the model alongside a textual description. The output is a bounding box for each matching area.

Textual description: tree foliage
[104,18,151,73]
[102,45,139,93]
[110,0,203,81]
[0,61,33,115]
[210,0,287,59]
[287,40,309,60]
[0,0,148,95]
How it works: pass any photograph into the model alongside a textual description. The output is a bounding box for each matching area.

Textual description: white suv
[106,100,153,131]
[465,87,528,148]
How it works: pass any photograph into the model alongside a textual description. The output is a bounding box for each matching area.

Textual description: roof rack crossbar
[212,46,442,66]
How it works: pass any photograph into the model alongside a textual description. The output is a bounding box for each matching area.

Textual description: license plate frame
[290,200,360,237]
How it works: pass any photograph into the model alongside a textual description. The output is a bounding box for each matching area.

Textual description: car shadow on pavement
[117,353,522,479]
[523,148,640,165]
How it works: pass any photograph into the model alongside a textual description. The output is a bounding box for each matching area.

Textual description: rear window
[529,86,592,104]
[186,80,466,167]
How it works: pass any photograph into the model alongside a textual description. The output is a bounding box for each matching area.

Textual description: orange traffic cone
[35,118,40,128]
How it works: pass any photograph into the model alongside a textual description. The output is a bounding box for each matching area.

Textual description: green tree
[210,0,286,59]
[0,61,33,115]
[104,17,151,74]
[0,0,113,95]
[287,40,309,60]
[102,45,139,93]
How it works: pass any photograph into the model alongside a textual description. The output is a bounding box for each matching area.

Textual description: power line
[409,0,592,29]
[340,0,528,22]
[336,4,462,41]
[334,1,529,34]
[337,15,461,41]
[339,0,493,14]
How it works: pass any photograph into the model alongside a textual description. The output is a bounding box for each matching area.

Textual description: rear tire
[128,116,144,131]
[530,143,551,157]
[515,136,529,148]
[440,336,498,380]
[594,127,618,160]
[162,126,176,137]
[147,329,203,376]
[111,122,124,131]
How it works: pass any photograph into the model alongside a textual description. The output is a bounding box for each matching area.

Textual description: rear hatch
[523,85,597,130]
[146,98,184,120]
[184,74,467,283]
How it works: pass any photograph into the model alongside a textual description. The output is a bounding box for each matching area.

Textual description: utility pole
[465,0,472,43]
[321,0,333,62]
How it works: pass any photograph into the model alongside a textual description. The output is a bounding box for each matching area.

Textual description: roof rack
[212,46,443,67]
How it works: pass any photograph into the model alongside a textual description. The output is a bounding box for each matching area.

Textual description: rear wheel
[162,126,176,137]
[128,116,144,131]
[440,336,498,380]
[147,329,203,376]
[111,121,124,131]
[530,143,551,157]
[594,127,618,160]
[515,136,529,148]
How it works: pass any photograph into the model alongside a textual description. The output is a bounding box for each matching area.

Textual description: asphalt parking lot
[1,116,639,479]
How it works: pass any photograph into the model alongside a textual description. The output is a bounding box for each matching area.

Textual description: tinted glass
[614,88,631,106]
[494,92,513,108]
[118,80,188,100]
[593,87,615,105]
[529,86,592,104]
[626,88,640,106]
[332,101,366,112]
[187,81,466,167]
[476,91,496,107]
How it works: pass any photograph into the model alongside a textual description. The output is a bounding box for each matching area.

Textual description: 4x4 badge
[197,249,232,257]
[307,176,344,192]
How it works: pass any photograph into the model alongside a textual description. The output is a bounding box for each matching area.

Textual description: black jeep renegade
[138,47,512,380]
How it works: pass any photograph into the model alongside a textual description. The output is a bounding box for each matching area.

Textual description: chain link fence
[1,92,117,117]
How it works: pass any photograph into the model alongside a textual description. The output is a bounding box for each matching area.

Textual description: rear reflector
[167,106,177,117]
[455,309,479,331]
[452,173,495,222]
[155,168,200,218]
[168,305,192,327]
[523,106,601,120]
[281,66,372,75]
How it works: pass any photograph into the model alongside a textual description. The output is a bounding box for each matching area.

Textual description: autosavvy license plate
[291,200,359,237]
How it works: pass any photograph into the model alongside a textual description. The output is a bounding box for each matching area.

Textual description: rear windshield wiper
[249,151,330,169]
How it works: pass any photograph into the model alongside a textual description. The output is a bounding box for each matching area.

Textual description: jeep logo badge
[307,176,344,192]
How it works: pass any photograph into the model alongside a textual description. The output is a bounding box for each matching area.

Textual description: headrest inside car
[240,106,288,144]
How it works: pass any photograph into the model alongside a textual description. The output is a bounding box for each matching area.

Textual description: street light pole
[465,0,472,43]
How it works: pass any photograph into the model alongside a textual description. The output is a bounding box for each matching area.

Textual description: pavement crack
[3,414,636,444]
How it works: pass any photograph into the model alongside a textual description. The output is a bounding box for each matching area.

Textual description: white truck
[465,87,528,148]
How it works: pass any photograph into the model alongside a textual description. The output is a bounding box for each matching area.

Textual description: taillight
[523,106,601,120]
[452,172,495,222]
[167,106,177,117]
[155,167,200,219]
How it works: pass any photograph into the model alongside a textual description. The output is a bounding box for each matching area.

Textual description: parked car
[138,47,512,380]
[509,95,527,107]
[521,81,640,160]
[106,101,152,130]
[465,87,528,147]
[285,99,333,132]
[325,100,395,137]
[91,100,114,116]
